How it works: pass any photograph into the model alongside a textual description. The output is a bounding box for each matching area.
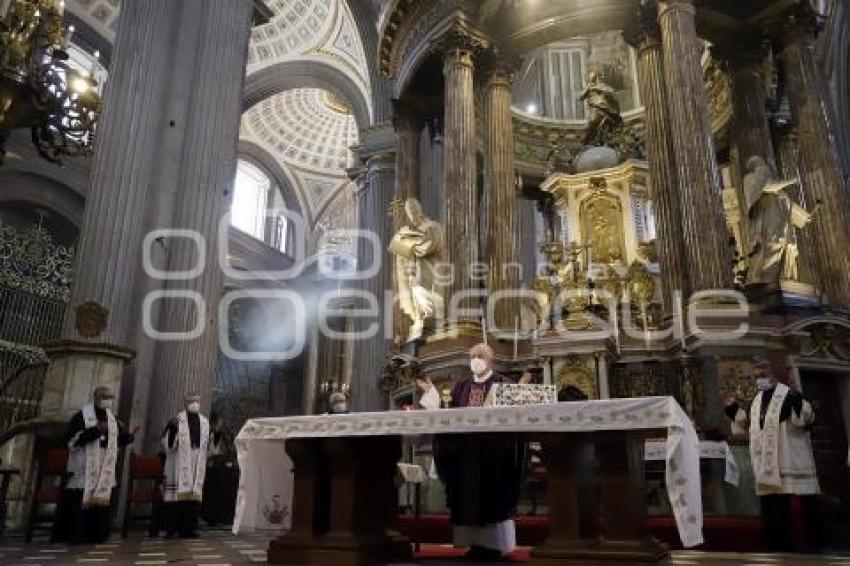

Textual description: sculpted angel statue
[388,198,444,341]
[743,155,816,285]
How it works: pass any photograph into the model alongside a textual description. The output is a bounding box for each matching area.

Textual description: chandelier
[0,0,101,165]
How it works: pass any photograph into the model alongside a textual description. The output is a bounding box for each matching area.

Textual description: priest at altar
[725,358,822,552]
[53,386,136,544]
[161,393,210,538]
[417,343,526,561]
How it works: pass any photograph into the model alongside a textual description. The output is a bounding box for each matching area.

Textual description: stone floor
[1,530,849,565]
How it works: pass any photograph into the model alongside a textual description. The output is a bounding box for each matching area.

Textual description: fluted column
[658,0,732,292]
[626,3,689,308]
[64,0,176,344]
[147,0,253,429]
[777,6,850,305]
[483,60,521,331]
[354,152,395,411]
[394,109,420,201]
[442,30,480,327]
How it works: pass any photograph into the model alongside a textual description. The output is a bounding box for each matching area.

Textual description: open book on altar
[484,383,558,407]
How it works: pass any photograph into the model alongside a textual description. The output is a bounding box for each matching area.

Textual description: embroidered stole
[81,404,118,508]
[750,383,789,491]
[176,411,209,501]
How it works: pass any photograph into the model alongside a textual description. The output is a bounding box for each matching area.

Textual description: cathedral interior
[1,0,850,563]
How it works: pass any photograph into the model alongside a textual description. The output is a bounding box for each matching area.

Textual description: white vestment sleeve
[790,399,815,428]
[419,386,441,410]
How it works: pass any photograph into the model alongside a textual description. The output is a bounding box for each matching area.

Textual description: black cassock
[161,412,202,537]
[52,407,133,544]
[434,374,524,529]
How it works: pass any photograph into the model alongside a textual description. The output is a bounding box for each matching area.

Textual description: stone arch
[243,59,372,131]
[0,170,85,233]
[237,140,309,227]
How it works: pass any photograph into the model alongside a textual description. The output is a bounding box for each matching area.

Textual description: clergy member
[725,358,821,552]
[53,386,136,544]
[161,393,209,538]
[418,343,524,561]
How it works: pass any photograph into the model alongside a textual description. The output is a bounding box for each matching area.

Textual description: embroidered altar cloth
[233,395,703,548]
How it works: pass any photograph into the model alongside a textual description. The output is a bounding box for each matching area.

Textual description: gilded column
[353,152,395,411]
[147,0,253,429]
[626,2,689,308]
[442,27,481,328]
[483,58,521,332]
[658,0,733,292]
[776,5,850,305]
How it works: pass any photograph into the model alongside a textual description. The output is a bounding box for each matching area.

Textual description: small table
[0,467,21,536]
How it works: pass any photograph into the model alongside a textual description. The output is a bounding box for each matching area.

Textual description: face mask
[756,377,774,391]
[470,358,488,375]
[97,399,113,411]
[187,402,200,413]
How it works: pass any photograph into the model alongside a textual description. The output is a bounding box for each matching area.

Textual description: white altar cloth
[233,396,704,548]
[645,439,740,486]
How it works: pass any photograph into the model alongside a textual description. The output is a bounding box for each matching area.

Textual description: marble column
[442,30,481,328]
[354,152,395,411]
[394,109,420,201]
[145,0,253,430]
[41,1,182,421]
[391,109,420,343]
[777,6,850,305]
[715,40,775,254]
[626,4,689,308]
[483,59,521,332]
[658,0,732,292]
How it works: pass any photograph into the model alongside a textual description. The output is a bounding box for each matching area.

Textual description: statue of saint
[743,155,815,285]
[388,198,444,341]
[580,72,623,146]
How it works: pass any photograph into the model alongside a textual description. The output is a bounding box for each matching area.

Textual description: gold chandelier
[0,0,101,165]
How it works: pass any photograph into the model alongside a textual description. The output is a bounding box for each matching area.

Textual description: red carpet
[413,545,531,561]
[397,514,766,552]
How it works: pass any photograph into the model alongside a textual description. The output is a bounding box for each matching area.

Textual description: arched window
[231,160,271,241]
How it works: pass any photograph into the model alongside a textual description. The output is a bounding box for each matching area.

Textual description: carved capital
[623,0,661,51]
[437,22,488,62]
[479,50,522,87]
[766,2,825,48]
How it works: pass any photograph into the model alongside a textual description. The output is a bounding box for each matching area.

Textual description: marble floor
[1,530,849,565]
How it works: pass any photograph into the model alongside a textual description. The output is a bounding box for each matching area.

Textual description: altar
[234,396,702,565]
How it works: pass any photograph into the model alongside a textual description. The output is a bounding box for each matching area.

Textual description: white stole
[750,383,789,492]
[78,404,118,508]
[176,411,209,501]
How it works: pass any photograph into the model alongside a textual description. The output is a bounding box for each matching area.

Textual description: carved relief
[557,355,598,399]
[74,301,109,339]
[580,189,626,265]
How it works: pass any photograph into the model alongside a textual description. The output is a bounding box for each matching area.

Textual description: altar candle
[586,245,592,279]
[481,316,487,345]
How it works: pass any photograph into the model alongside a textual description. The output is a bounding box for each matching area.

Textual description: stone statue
[743,156,815,285]
[388,198,444,341]
[580,72,623,146]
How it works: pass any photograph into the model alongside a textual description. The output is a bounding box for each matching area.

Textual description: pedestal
[39,340,135,418]
[267,437,411,565]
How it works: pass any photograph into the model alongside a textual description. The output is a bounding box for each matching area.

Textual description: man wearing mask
[724,357,821,552]
[417,343,524,561]
[161,393,209,538]
[53,386,137,543]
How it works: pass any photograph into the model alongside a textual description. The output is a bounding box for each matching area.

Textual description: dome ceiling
[240,88,357,223]
[65,0,371,110]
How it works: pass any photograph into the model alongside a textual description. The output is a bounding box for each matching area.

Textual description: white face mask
[187,402,200,413]
[97,399,113,411]
[756,377,775,391]
[470,358,488,376]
